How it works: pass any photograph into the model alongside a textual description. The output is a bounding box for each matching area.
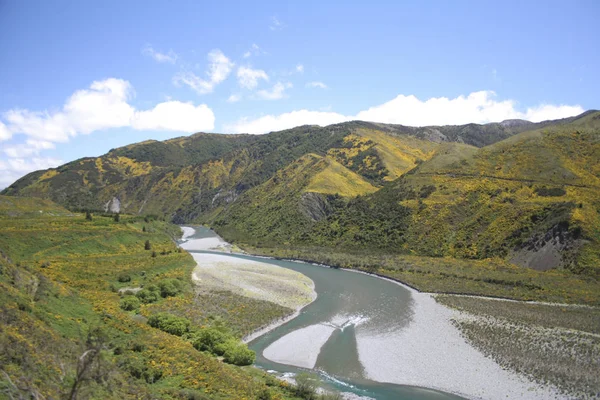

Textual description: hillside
[2,117,552,220]
[3,111,600,282]
[0,196,302,399]
[210,111,600,282]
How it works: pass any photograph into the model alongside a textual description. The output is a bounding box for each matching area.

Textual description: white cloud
[296,64,304,73]
[142,45,178,64]
[0,78,216,189]
[0,121,11,141]
[243,43,262,58]
[227,94,242,103]
[269,16,284,31]
[306,81,327,89]
[237,66,269,90]
[256,82,292,100]
[523,104,585,122]
[2,78,215,142]
[225,90,584,134]
[0,157,64,189]
[224,110,347,134]
[132,101,214,132]
[3,139,55,158]
[4,78,136,142]
[173,49,233,94]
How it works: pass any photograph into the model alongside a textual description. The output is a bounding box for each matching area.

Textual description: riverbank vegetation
[0,196,303,399]
[243,246,600,305]
[436,295,600,398]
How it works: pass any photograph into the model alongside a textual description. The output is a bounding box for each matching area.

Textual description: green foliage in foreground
[0,198,299,399]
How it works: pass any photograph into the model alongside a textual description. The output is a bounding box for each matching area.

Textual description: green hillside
[2,117,546,221]
[0,196,301,399]
[209,112,600,292]
[3,111,600,303]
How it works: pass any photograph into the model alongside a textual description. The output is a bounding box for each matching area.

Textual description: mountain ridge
[3,111,600,276]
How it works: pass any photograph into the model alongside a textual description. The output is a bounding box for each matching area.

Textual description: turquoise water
[183,227,465,400]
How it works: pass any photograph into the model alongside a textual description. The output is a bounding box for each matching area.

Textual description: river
[181,227,553,400]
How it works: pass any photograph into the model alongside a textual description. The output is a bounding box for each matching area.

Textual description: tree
[144,240,151,250]
[142,226,146,232]
[67,328,109,400]
[85,211,92,221]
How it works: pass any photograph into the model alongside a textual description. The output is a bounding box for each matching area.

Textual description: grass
[436,295,600,398]
[0,197,304,399]
[306,156,377,196]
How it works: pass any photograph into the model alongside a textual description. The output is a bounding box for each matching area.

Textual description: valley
[1,112,600,399]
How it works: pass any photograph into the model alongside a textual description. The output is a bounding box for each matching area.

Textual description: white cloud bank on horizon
[2,78,215,143]
[0,157,64,189]
[224,91,584,134]
[0,78,215,188]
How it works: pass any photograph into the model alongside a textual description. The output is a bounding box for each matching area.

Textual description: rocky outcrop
[104,197,121,213]
[509,223,584,271]
[300,192,330,222]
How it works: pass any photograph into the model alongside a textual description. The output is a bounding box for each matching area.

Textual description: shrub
[192,327,228,353]
[535,187,566,197]
[257,388,272,400]
[157,278,183,298]
[221,341,255,366]
[144,240,151,250]
[136,286,160,304]
[119,296,140,311]
[117,274,131,283]
[151,251,157,258]
[295,373,318,399]
[147,313,190,336]
[114,213,120,222]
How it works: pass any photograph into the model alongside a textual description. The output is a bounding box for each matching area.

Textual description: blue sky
[0,0,598,188]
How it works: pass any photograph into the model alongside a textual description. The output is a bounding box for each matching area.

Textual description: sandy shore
[180,226,232,252]
[263,324,336,368]
[340,270,561,400]
[189,252,315,309]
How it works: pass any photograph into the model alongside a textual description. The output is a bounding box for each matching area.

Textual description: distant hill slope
[211,112,600,276]
[3,111,599,275]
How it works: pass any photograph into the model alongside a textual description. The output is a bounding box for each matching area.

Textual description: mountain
[3,111,600,276]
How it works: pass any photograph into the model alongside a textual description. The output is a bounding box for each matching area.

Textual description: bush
[295,373,318,399]
[147,313,190,336]
[257,388,272,400]
[117,274,131,283]
[120,296,140,311]
[192,327,229,353]
[535,187,566,197]
[136,285,160,303]
[158,278,183,298]
[144,240,151,250]
[221,340,255,366]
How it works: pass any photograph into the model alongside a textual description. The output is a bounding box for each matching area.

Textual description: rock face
[510,223,583,271]
[104,197,121,213]
[300,192,330,222]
